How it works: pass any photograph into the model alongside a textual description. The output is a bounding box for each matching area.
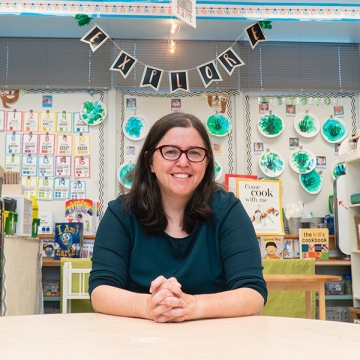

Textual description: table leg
[318,285,326,320]
[305,291,312,319]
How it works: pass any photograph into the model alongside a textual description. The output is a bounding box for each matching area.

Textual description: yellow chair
[261,259,316,318]
[60,258,94,313]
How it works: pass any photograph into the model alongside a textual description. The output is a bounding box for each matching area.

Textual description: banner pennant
[197,61,223,89]
[169,71,190,94]
[217,48,245,76]
[246,22,267,49]
[80,25,110,52]
[110,50,138,79]
[140,66,164,91]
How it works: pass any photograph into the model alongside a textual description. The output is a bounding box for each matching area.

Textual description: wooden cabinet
[345,155,360,308]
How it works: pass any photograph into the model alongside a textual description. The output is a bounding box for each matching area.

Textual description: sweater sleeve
[89,197,131,296]
[216,191,268,303]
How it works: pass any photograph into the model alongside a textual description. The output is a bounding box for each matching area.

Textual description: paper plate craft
[214,160,222,181]
[117,162,136,189]
[321,117,347,143]
[80,99,107,126]
[205,113,232,137]
[123,115,150,141]
[258,150,285,178]
[258,113,284,138]
[299,170,323,194]
[294,112,320,138]
[331,160,346,180]
[289,148,316,174]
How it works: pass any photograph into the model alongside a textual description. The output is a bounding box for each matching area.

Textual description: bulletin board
[0,89,105,225]
[244,92,358,218]
[116,89,239,193]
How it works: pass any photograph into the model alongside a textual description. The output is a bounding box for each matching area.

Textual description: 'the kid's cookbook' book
[54,222,83,260]
[299,228,329,260]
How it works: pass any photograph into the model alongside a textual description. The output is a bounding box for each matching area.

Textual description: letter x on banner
[81,22,267,91]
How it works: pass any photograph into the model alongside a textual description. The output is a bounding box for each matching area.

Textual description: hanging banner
[197,61,223,89]
[110,50,138,79]
[246,22,267,49]
[217,48,245,76]
[169,70,189,94]
[140,66,164,91]
[171,0,196,29]
[80,25,110,52]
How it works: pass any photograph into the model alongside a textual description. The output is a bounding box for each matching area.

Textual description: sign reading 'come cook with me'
[236,179,284,236]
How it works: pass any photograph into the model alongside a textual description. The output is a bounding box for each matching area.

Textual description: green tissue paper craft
[75,14,93,27]
[259,21,272,29]
[258,113,284,137]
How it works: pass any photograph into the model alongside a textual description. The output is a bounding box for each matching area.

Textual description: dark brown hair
[123,112,222,234]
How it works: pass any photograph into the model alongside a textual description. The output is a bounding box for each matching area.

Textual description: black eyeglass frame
[154,145,209,163]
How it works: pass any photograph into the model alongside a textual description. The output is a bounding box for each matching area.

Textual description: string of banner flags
[78,15,271,93]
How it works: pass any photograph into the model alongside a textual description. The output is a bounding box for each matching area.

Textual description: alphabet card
[236,179,284,235]
[6,110,22,131]
[56,134,73,156]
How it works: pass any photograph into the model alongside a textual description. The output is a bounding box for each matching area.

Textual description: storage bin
[7,195,32,237]
[325,281,345,295]
[31,218,40,238]
[348,307,360,324]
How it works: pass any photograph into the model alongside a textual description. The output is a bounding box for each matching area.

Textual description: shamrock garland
[75,14,93,27]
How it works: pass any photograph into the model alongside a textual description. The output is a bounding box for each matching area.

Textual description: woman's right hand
[148,276,189,323]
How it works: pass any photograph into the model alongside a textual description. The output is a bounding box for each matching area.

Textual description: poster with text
[236,179,284,235]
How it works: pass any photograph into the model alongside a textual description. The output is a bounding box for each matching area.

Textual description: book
[299,228,329,260]
[82,240,94,259]
[260,235,284,259]
[54,222,83,260]
[64,198,97,235]
[41,239,55,258]
[283,238,300,259]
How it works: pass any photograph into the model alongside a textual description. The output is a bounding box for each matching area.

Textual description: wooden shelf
[315,258,351,266]
[43,296,60,301]
[38,234,95,240]
[42,258,62,267]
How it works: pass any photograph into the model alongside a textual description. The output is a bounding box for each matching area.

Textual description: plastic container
[303,217,325,228]
[343,274,352,295]
[5,211,18,235]
[325,281,345,295]
[288,217,308,234]
[32,218,41,238]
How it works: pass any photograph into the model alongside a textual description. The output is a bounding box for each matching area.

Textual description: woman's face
[150,126,209,203]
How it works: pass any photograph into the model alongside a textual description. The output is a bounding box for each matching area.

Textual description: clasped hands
[148,275,193,323]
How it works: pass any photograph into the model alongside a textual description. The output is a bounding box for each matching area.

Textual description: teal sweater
[89,190,267,303]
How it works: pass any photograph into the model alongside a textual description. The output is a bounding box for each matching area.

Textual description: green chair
[261,259,316,318]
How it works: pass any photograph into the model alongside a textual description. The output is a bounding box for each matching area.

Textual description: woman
[89,112,267,322]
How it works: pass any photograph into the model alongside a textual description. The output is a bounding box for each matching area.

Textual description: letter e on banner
[245,22,267,49]
[80,25,110,52]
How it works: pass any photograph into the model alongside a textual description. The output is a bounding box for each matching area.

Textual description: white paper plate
[80,99,107,126]
[331,160,346,180]
[299,170,323,194]
[123,115,150,141]
[321,118,347,143]
[117,162,136,189]
[258,113,285,138]
[294,112,320,138]
[289,148,316,174]
[258,150,285,177]
[206,113,232,137]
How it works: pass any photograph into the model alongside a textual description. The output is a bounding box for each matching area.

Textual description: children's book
[299,228,329,260]
[82,239,94,259]
[283,238,300,259]
[64,198,97,235]
[54,222,83,260]
[260,235,284,259]
[41,239,55,258]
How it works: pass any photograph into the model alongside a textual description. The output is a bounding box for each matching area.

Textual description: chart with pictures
[0,91,102,225]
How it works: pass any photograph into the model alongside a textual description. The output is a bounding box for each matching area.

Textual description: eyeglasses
[154,145,209,162]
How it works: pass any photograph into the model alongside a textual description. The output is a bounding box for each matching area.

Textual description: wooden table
[0,313,359,359]
[264,274,342,320]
